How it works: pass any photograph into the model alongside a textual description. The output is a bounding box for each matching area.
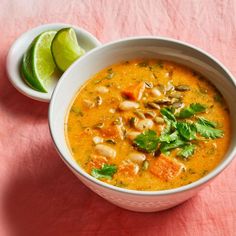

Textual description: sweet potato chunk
[150,155,184,181]
[100,125,123,139]
[118,160,139,176]
[88,155,108,171]
[122,82,145,101]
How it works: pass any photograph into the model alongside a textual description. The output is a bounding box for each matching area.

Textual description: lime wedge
[51,28,85,72]
[21,30,57,92]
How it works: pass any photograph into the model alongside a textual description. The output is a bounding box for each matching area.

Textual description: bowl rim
[6,22,101,102]
[49,36,236,196]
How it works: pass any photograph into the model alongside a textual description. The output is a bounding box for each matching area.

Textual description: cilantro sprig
[134,130,159,153]
[177,103,206,118]
[91,164,117,179]
[195,118,223,139]
[178,144,196,159]
[133,104,224,159]
[176,122,196,141]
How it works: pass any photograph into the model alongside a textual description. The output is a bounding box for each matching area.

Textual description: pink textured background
[1,0,236,235]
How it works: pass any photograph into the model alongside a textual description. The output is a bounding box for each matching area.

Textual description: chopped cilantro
[91,164,117,179]
[71,107,84,116]
[160,139,186,154]
[161,118,173,135]
[160,107,176,122]
[178,144,196,159]
[159,131,179,143]
[195,122,223,139]
[133,104,223,157]
[176,122,196,141]
[197,117,217,128]
[177,103,206,118]
[134,130,159,153]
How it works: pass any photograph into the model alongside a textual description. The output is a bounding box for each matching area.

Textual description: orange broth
[65,59,230,191]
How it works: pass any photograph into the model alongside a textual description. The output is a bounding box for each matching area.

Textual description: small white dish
[6,23,101,102]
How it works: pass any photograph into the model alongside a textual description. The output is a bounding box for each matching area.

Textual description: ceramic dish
[49,37,236,212]
[6,23,101,102]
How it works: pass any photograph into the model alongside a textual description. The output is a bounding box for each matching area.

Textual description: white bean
[151,88,162,97]
[135,119,154,131]
[83,99,95,108]
[109,108,116,113]
[119,101,139,111]
[95,86,109,94]
[95,144,116,158]
[128,153,146,163]
[92,136,103,144]
[126,131,141,140]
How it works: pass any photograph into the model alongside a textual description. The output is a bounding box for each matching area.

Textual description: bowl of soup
[49,37,236,212]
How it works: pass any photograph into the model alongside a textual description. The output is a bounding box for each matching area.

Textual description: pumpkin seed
[154,98,171,105]
[147,102,161,109]
[144,110,156,118]
[129,117,138,127]
[154,116,165,124]
[175,85,190,91]
[165,81,174,91]
[113,117,122,125]
[168,92,183,99]
[93,122,104,129]
[156,84,165,93]
[134,110,146,119]
[172,102,183,109]
[95,96,102,105]
[144,81,153,89]
[105,139,117,144]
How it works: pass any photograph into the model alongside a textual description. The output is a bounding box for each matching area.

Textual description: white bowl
[6,23,101,102]
[49,37,236,212]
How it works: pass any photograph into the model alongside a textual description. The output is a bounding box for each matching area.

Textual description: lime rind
[51,28,85,72]
[21,30,57,93]
[21,36,47,92]
[32,31,57,90]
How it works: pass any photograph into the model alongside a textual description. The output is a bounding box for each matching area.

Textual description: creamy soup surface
[65,59,230,191]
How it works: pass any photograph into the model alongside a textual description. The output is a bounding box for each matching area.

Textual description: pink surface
[1,0,236,235]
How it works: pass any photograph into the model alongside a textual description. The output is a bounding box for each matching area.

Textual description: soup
[65,59,230,191]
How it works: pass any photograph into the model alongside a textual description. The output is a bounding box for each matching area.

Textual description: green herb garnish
[177,103,206,118]
[160,107,176,122]
[178,144,196,159]
[161,118,173,135]
[133,102,223,158]
[159,130,179,143]
[176,122,196,141]
[91,164,117,179]
[195,118,223,139]
[134,130,159,153]
[197,117,217,128]
[71,107,84,116]
[160,139,186,154]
